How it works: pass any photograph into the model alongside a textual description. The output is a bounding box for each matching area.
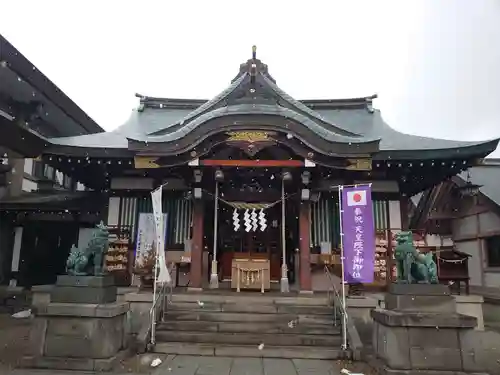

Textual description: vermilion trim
[199,159,304,167]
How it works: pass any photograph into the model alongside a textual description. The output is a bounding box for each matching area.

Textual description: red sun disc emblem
[353,193,362,202]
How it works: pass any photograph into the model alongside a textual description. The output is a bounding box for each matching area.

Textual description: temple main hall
[2,46,498,291]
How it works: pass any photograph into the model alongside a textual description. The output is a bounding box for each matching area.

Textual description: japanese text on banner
[340,185,375,284]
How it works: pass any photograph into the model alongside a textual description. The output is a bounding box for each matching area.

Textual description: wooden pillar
[385,200,394,285]
[400,195,410,230]
[299,200,312,293]
[189,199,204,290]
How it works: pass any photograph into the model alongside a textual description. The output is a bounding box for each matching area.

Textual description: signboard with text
[340,185,375,283]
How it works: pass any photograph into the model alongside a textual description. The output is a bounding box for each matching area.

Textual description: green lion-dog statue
[66,221,110,276]
[394,231,438,284]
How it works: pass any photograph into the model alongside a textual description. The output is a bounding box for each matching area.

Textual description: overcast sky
[1,0,500,156]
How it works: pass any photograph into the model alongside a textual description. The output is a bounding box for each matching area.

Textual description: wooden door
[19,221,78,286]
[241,207,281,281]
[219,206,282,280]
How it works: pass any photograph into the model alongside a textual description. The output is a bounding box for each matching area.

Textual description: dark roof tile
[45,52,499,158]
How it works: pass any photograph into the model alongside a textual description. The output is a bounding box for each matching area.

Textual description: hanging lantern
[215,169,224,182]
[282,171,292,182]
[456,171,482,198]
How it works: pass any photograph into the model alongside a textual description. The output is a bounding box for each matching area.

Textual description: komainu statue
[394,231,438,284]
[66,221,110,276]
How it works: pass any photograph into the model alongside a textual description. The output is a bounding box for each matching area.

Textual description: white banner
[135,213,167,268]
[135,213,155,268]
[151,188,172,284]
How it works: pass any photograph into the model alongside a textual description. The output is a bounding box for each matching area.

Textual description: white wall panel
[388,200,402,229]
[21,178,37,192]
[107,197,120,226]
[455,240,482,286]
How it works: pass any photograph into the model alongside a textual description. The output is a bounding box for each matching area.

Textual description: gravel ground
[112,353,170,374]
[0,313,33,372]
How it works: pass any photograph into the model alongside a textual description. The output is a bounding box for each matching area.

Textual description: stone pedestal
[51,275,118,304]
[371,284,489,375]
[23,275,130,371]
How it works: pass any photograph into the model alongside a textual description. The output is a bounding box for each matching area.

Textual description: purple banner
[340,185,375,283]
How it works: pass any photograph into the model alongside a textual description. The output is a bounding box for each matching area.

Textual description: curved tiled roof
[147,74,248,136]
[319,108,498,152]
[46,51,499,159]
[48,105,498,157]
[128,104,379,144]
[49,107,192,148]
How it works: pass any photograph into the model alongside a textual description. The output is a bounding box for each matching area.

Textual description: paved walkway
[150,355,367,375]
[5,356,371,375]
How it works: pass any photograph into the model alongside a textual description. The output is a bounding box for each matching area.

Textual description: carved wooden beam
[134,156,160,169]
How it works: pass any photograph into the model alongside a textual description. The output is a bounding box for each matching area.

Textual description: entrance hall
[204,166,300,290]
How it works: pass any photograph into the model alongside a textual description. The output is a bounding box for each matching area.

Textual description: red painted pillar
[190,200,204,290]
[299,200,312,292]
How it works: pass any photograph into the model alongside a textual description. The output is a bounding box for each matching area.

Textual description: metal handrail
[324,264,349,350]
[149,265,174,347]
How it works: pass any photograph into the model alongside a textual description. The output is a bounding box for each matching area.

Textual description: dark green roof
[46,51,499,160]
[49,104,498,159]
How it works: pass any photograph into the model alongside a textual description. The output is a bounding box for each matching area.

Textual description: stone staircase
[153,292,350,359]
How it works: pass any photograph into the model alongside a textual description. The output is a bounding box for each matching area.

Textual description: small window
[485,236,500,267]
[32,161,59,181]
[43,164,55,180]
[63,175,73,190]
[32,160,43,177]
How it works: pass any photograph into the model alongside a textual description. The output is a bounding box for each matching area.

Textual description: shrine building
[2,46,499,292]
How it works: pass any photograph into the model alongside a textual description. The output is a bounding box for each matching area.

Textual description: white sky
[1,0,500,156]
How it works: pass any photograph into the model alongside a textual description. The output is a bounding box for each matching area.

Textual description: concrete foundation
[23,275,130,371]
[454,294,485,331]
[371,284,492,375]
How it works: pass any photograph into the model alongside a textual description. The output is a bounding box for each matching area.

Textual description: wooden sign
[226,131,274,142]
[346,158,372,171]
[134,156,161,169]
[105,237,131,286]
[226,131,277,156]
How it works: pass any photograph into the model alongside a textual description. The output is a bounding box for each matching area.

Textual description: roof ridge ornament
[249,45,258,83]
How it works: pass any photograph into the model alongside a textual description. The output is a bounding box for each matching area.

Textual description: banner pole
[280,178,289,293]
[210,181,219,288]
[338,185,348,350]
[151,244,158,345]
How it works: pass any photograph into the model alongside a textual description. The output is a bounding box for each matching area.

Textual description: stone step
[154,342,351,360]
[158,320,341,335]
[171,293,329,306]
[168,301,333,315]
[156,330,342,347]
[165,311,334,324]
